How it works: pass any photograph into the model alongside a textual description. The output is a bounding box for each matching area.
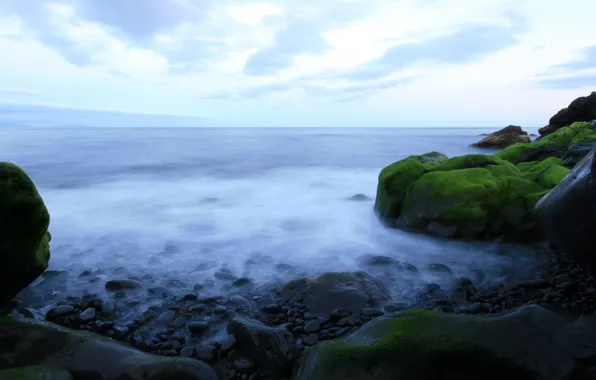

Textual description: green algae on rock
[294,305,596,380]
[0,315,219,380]
[0,162,51,305]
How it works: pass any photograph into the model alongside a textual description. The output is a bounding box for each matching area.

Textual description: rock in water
[535,147,596,276]
[471,125,531,148]
[0,163,51,305]
[295,305,596,380]
[539,92,596,137]
[277,271,391,319]
[0,316,219,380]
[228,317,299,379]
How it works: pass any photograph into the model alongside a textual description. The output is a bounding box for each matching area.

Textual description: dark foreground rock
[535,147,596,276]
[295,305,596,380]
[539,91,596,137]
[0,315,219,380]
[0,366,73,380]
[0,162,51,305]
[471,125,530,148]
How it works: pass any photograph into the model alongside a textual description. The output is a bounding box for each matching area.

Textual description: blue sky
[0,0,595,127]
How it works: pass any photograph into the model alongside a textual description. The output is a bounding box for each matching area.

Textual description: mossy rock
[0,163,51,305]
[374,158,426,221]
[295,305,596,380]
[426,154,508,172]
[519,157,571,188]
[407,151,448,164]
[0,366,73,380]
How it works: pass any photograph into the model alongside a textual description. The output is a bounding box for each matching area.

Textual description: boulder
[539,92,596,137]
[534,147,596,276]
[227,317,299,379]
[0,162,51,305]
[294,305,596,380]
[277,271,391,319]
[471,125,531,148]
[0,316,219,380]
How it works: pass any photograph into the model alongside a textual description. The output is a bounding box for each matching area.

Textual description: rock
[188,321,209,335]
[295,305,596,380]
[304,319,321,332]
[48,305,74,317]
[229,295,251,309]
[78,308,96,322]
[105,279,143,291]
[0,365,73,379]
[101,300,116,314]
[346,194,372,202]
[303,333,319,345]
[427,263,453,274]
[195,344,217,361]
[277,271,391,319]
[157,310,176,323]
[535,147,596,276]
[539,92,596,137]
[0,315,219,379]
[0,163,51,305]
[228,317,299,379]
[471,125,531,148]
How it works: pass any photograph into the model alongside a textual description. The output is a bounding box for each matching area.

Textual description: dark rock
[0,315,219,379]
[304,319,321,332]
[535,148,596,276]
[263,304,281,314]
[157,310,176,323]
[563,143,596,168]
[539,92,596,136]
[471,125,530,148]
[104,279,143,291]
[179,346,194,357]
[427,263,453,274]
[346,194,372,202]
[78,308,96,322]
[277,271,391,319]
[195,344,217,361]
[233,358,257,372]
[228,317,299,379]
[48,305,74,317]
[188,321,209,335]
[232,278,253,287]
[303,333,319,345]
[229,295,251,309]
[361,308,384,317]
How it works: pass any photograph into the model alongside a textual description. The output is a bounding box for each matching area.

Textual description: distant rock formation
[539,91,596,137]
[471,125,530,148]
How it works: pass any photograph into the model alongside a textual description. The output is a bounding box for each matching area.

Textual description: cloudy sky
[0,0,595,127]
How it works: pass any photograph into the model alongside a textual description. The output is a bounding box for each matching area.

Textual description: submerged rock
[0,315,219,379]
[535,147,596,276]
[471,125,530,148]
[295,305,596,380]
[0,162,51,305]
[346,193,372,201]
[277,271,391,319]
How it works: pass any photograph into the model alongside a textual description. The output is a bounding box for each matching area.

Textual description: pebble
[157,310,176,323]
[264,304,281,313]
[49,305,74,316]
[79,308,96,322]
[195,344,217,361]
[188,321,209,335]
[230,295,251,309]
[361,308,384,317]
[304,333,319,345]
[214,305,227,314]
[105,279,143,291]
[304,319,321,332]
[233,358,257,371]
[179,346,194,357]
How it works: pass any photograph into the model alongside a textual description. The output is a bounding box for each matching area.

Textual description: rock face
[539,92,596,137]
[0,316,219,380]
[0,162,51,305]
[295,305,596,380]
[277,271,391,319]
[535,147,596,276]
[471,125,531,148]
[228,317,299,379]
[375,153,568,240]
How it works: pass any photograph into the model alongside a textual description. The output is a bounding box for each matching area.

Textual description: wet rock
[346,194,372,202]
[361,308,384,317]
[427,263,453,274]
[230,295,251,309]
[179,346,194,357]
[304,319,321,333]
[233,358,257,372]
[263,304,281,314]
[304,333,319,345]
[195,344,217,361]
[228,317,299,379]
[214,268,237,281]
[157,310,176,323]
[452,277,477,305]
[188,321,209,335]
[232,278,253,287]
[471,125,530,148]
[277,271,391,319]
[48,305,74,317]
[78,308,96,322]
[104,279,143,291]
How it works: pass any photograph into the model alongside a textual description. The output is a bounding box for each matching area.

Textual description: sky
[0,0,595,127]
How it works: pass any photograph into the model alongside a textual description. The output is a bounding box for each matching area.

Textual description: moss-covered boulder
[295,305,596,380]
[0,163,51,305]
[0,366,73,380]
[0,316,219,379]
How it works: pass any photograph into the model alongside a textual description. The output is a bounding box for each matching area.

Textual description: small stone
[79,308,96,321]
[157,310,176,323]
[173,317,186,328]
[105,279,143,291]
[183,292,198,300]
[361,308,384,317]
[427,263,453,274]
[180,346,194,357]
[232,278,253,287]
[335,327,351,336]
[337,315,360,326]
[304,333,319,345]
[292,326,304,334]
[214,305,227,313]
[304,319,321,332]
[221,335,236,353]
[264,304,281,314]
[230,295,251,309]
[49,305,74,316]
[195,344,217,361]
[233,358,257,372]
[188,321,209,335]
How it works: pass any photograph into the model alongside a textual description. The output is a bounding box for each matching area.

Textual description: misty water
[2,127,546,316]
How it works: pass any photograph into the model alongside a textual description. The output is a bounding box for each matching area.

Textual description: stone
[195,344,217,361]
[471,125,531,148]
[0,365,73,380]
[346,194,372,202]
[539,92,596,137]
[535,147,596,276]
[304,319,321,332]
[0,163,51,305]
[48,305,74,317]
[157,310,176,323]
[295,305,596,380]
[0,315,219,380]
[229,295,251,309]
[78,308,96,322]
[228,317,299,379]
[277,271,391,319]
[188,321,209,335]
[303,333,319,345]
[104,279,143,291]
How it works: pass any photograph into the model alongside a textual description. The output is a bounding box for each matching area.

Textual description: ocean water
[1,125,545,311]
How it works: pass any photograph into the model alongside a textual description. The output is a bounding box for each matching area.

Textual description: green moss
[426,154,506,172]
[0,162,51,305]
[519,157,570,188]
[570,126,596,145]
[516,161,539,173]
[374,158,426,221]
[407,151,448,164]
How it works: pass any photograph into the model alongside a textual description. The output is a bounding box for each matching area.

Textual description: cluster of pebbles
[3,248,595,380]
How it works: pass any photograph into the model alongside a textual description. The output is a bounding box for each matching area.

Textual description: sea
[0,105,545,313]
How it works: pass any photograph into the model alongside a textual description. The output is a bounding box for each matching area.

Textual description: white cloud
[0,88,40,96]
[0,0,595,127]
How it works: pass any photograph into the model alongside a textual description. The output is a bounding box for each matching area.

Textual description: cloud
[340,15,526,81]
[532,74,596,90]
[553,45,596,71]
[0,88,40,96]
